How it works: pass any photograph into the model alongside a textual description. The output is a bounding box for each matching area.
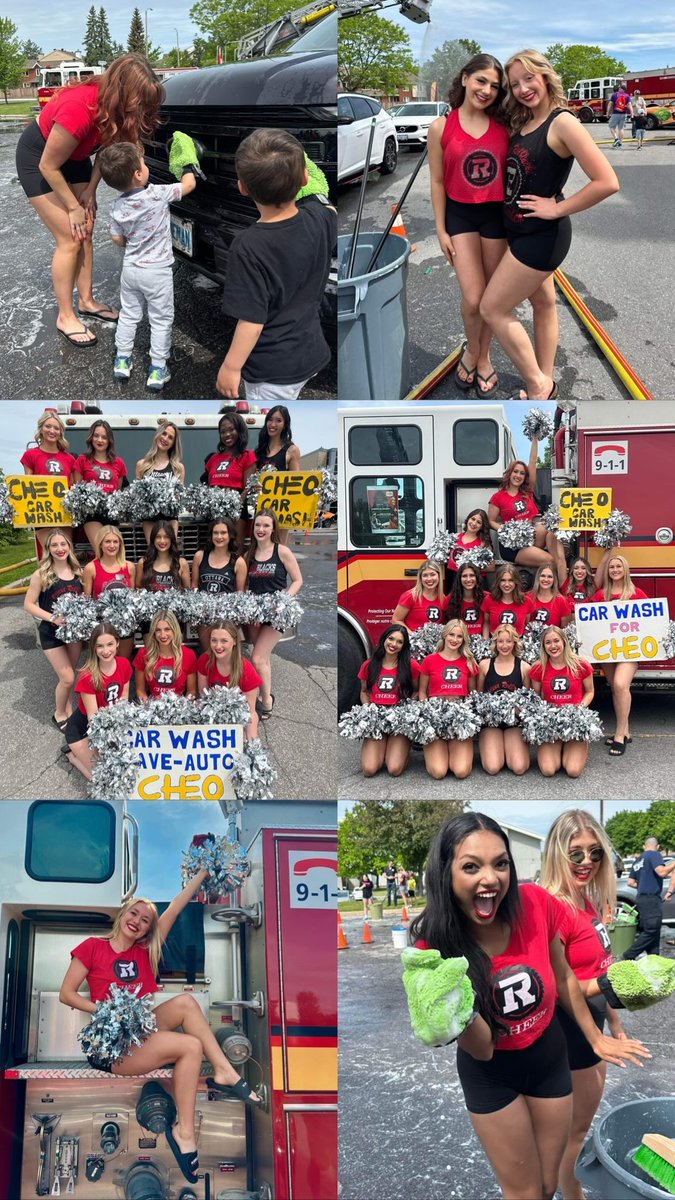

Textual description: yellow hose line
[0,557,36,576]
[0,586,28,596]
[554,270,653,399]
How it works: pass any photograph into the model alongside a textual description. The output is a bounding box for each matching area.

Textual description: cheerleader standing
[245,509,302,719]
[20,411,75,548]
[593,549,648,756]
[24,530,84,728]
[83,525,134,659]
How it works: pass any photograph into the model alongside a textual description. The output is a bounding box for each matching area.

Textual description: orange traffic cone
[401,903,409,923]
[338,917,349,950]
[362,920,373,945]
[390,204,407,238]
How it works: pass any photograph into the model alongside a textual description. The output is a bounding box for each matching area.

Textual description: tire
[338,620,366,714]
[579,107,594,124]
[645,115,659,131]
[379,136,398,175]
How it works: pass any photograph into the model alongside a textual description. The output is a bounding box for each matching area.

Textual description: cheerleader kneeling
[358,623,420,778]
[418,619,478,780]
[529,626,594,778]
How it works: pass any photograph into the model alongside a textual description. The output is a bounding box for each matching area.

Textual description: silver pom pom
[565,623,581,654]
[408,698,482,743]
[53,593,99,642]
[456,546,494,572]
[541,503,576,544]
[427,528,457,563]
[62,481,108,523]
[339,703,389,740]
[498,519,535,550]
[243,464,278,505]
[469,634,492,663]
[662,621,675,660]
[522,620,549,665]
[108,476,185,522]
[471,686,541,728]
[230,738,277,799]
[522,408,554,441]
[594,510,633,550]
[99,588,141,637]
[183,483,242,523]
[78,984,157,1064]
[181,834,251,900]
[520,700,603,745]
[410,622,445,662]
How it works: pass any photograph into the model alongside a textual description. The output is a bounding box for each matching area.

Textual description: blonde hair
[37,530,82,589]
[539,625,583,677]
[80,621,120,694]
[490,623,523,657]
[108,895,162,976]
[207,620,243,688]
[435,618,478,670]
[541,809,616,918]
[602,554,638,602]
[412,559,445,603]
[532,563,560,598]
[35,411,69,452]
[145,610,184,681]
[138,421,184,478]
[504,49,568,134]
[95,525,127,567]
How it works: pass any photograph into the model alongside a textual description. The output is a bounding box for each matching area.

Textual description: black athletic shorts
[445,196,506,240]
[555,995,606,1070]
[507,216,572,272]
[86,1053,114,1073]
[64,706,88,745]
[456,1013,572,1114]
[39,623,65,651]
[16,119,93,199]
[497,541,520,565]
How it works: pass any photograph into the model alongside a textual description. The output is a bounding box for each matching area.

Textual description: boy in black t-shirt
[216,129,336,402]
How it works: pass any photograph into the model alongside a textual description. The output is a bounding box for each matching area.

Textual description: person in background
[606,81,633,148]
[407,873,417,905]
[398,868,409,908]
[385,861,398,907]
[360,874,374,920]
[624,836,675,959]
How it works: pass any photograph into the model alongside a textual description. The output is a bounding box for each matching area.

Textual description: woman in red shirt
[72,419,129,550]
[135,421,186,546]
[82,525,135,660]
[530,626,594,777]
[561,555,595,606]
[447,509,494,574]
[527,564,573,628]
[481,563,537,637]
[15,56,163,347]
[134,611,198,701]
[488,441,566,582]
[593,549,648,756]
[357,623,420,778]
[477,624,531,775]
[428,54,509,395]
[63,620,133,781]
[59,875,261,1184]
[419,619,478,779]
[408,812,649,1200]
[541,809,626,1200]
[393,560,447,631]
[447,564,486,634]
[204,413,257,545]
[20,411,76,548]
[197,621,262,739]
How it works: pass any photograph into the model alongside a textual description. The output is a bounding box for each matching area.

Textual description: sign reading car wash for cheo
[6,475,73,527]
[257,471,321,529]
[129,725,244,799]
[576,598,670,664]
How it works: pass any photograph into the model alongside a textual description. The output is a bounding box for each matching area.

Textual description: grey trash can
[576,1097,675,1198]
[337,232,411,401]
[370,900,384,921]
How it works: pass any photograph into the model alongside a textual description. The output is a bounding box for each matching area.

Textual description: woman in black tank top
[191,519,247,650]
[479,48,619,401]
[477,623,532,775]
[245,508,303,719]
[246,407,301,545]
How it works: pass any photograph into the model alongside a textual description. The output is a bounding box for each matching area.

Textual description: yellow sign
[258,471,321,529]
[559,488,612,530]
[6,474,73,528]
[130,725,244,800]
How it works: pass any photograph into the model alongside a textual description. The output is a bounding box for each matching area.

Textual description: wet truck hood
[160,50,337,107]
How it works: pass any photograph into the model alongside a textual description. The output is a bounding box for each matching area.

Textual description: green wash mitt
[402,947,475,1046]
[600,955,675,1010]
[169,131,205,181]
[296,153,329,201]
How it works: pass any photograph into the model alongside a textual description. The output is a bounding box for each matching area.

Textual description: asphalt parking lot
[338,127,675,400]
[1,120,336,401]
[339,907,675,1200]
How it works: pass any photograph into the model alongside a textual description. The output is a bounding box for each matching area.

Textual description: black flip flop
[165,1126,199,1183]
[51,714,69,730]
[476,369,499,396]
[608,739,627,756]
[206,1076,262,1107]
[454,348,476,392]
[605,736,632,746]
[58,327,98,348]
[78,306,119,323]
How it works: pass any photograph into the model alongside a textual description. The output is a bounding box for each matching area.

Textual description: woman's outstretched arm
[157,868,210,941]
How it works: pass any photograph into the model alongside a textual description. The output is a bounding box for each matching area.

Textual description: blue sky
[0,401,337,476]
[337,799,656,840]
[129,800,231,897]
[10,3,199,59]
[392,1,675,72]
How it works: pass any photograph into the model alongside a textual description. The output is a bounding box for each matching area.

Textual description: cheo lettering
[592,636,660,661]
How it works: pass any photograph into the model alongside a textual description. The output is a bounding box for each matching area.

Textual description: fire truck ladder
[237,1,336,59]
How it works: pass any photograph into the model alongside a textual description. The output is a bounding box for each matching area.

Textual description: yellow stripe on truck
[338,555,423,588]
[587,546,675,567]
[271,1045,338,1092]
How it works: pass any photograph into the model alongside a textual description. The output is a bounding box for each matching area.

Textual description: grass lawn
[339,893,425,913]
[0,533,38,587]
[0,100,38,116]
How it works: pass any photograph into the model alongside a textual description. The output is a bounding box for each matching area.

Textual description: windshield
[284,9,337,53]
[397,103,438,116]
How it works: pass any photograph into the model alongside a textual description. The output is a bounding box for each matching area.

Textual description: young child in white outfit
[98,141,198,390]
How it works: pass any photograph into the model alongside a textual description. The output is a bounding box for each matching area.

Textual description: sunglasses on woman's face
[568,847,605,865]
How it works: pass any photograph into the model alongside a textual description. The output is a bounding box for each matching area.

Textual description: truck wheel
[579,107,594,123]
[338,621,365,713]
[380,137,398,175]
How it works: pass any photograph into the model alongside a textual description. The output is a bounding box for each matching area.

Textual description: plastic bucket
[607,921,637,959]
[391,926,409,950]
[370,900,384,921]
[337,232,411,401]
[576,1097,675,1198]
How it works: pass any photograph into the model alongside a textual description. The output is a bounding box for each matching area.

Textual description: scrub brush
[632,1133,675,1193]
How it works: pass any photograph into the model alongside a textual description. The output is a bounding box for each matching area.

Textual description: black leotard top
[483,657,523,693]
[144,568,178,592]
[198,552,237,595]
[247,545,288,594]
[504,109,573,234]
[258,445,291,470]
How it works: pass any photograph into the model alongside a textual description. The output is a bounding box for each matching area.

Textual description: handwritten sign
[129,724,244,799]
[576,597,670,663]
[559,488,612,530]
[258,471,321,529]
[6,475,72,528]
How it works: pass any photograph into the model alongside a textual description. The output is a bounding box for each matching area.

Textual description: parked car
[145,12,337,285]
[393,100,450,148]
[337,93,398,181]
[643,100,675,130]
[616,877,675,925]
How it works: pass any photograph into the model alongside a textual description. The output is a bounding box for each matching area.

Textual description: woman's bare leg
[154,994,258,1097]
[44,643,81,720]
[29,191,94,343]
[537,741,563,777]
[449,232,488,379]
[448,738,474,779]
[423,739,450,779]
[476,236,508,387]
[384,734,411,776]
[479,727,506,775]
[608,661,638,743]
[361,736,387,777]
[469,1096,544,1200]
[503,728,531,775]
[524,1093,574,1200]
[250,625,283,709]
[561,740,589,778]
[66,736,93,780]
[558,1063,606,1200]
[83,520,104,553]
[112,1029,202,1154]
[479,250,555,399]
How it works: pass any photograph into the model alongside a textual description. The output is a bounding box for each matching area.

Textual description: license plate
[397,132,409,140]
[170,214,194,257]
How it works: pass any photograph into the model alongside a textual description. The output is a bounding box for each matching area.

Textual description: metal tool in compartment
[51,1135,79,1195]
[32,1114,60,1196]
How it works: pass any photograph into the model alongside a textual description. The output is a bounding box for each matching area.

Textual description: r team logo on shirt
[463,150,499,187]
[464,608,478,624]
[500,611,516,625]
[442,666,462,683]
[156,666,176,686]
[592,919,613,953]
[377,674,396,691]
[513,498,527,514]
[112,958,140,982]
[550,675,570,694]
[105,682,121,704]
[533,608,549,623]
[45,459,62,474]
[427,606,442,622]
[492,965,544,1018]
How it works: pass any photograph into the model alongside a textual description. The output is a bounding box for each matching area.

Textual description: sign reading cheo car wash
[129,724,244,799]
[6,475,73,527]
[257,471,321,529]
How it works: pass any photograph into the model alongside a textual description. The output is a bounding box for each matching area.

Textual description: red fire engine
[567,69,675,122]
[37,62,103,109]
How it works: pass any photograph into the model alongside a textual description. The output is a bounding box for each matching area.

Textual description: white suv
[394,100,450,147]
[338,93,398,182]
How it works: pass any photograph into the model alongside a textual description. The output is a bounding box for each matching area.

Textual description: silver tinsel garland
[181,834,251,900]
[520,701,604,745]
[522,408,554,441]
[108,476,185,522]
[471,686,543,728]
[53,589,304,640]
[594,509,633,550]
[426,529,457,563]
[542,503,576,544]
[78,984,157,1064]
[498,519,535,550]
[0,480,13,525]
[183,483,242,523]
[456,546,494,571]
[410,622,445,662]
[662,621,675,660]
[62,481,108,523]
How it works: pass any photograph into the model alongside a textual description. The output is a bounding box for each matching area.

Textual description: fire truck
[37,63,104,109]
[567,68,675,122]
[337,400,675,710]
[0,799,337,1199]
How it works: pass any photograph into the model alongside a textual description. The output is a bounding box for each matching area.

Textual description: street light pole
[144,7,153,57]
[174,28,180,66]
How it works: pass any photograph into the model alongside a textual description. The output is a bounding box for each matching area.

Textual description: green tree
[641,801,675,852]
[338,799,466,883]
[127,8,145,53]
[545,43,628,94]
[83,6,99,64]
[98,7,113,61]
[189,0,291,64]
[419,37,481,99]
[0,17,24,102]
[605,808,649,856]
[338,14,416,94]
[21,38,42,60]
[191,37,214,67]
[110,40,125,60]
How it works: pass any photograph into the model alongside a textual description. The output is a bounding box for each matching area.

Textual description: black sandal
[165,1126,199,1183]
[454,348,476,391]
[51,714,69,730]
[608,739,627,756]
[605,736,632,746]
[260,694,275,721]
[476,369,499,396]
[206,1076,262,1108]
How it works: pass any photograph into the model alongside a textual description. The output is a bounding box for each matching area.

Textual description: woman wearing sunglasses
[540,810,626,1200]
